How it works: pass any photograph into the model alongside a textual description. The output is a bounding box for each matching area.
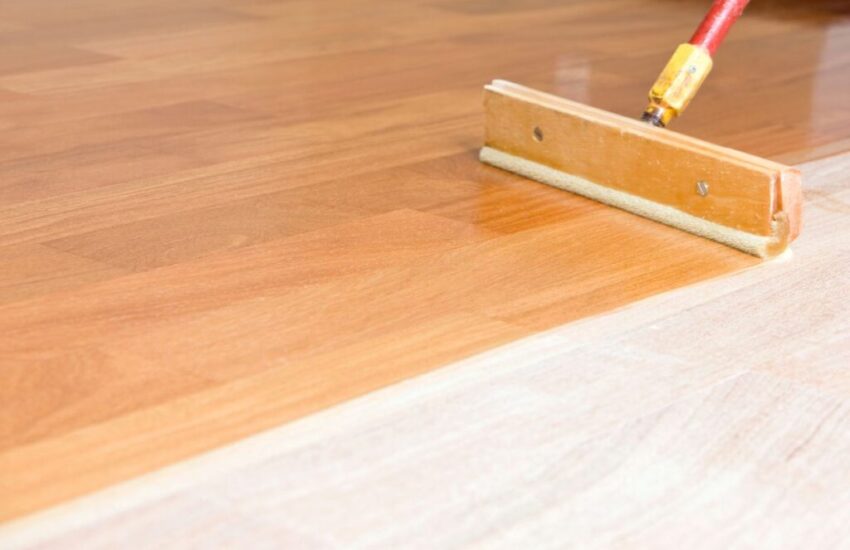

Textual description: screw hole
[533,126,544,142]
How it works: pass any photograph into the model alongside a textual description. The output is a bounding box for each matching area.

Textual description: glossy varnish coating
[3,153,850,548]
[1,0,848,521]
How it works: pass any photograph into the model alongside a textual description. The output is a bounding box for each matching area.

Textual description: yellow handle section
[643,43,713,127]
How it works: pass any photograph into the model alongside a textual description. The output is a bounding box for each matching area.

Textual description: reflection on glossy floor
[0,0,848,521]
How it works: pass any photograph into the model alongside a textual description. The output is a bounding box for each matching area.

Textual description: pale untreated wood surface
[2,153,848,549]
[1,0,849,522]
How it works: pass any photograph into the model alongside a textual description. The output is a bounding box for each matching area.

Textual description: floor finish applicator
[480,0,802,258]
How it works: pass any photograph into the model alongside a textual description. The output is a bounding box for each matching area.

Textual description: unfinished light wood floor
[1,0,849,523]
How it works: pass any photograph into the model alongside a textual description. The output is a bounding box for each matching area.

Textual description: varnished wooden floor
[4,153,850,548]
[1,0,849,524]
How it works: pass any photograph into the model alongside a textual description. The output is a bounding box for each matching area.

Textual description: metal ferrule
[642,43,713,127]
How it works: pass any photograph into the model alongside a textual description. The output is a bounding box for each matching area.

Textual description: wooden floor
[1,0,849,526]
[4,152,850,549]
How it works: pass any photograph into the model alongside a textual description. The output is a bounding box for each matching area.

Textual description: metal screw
[533,126,544,142]
[696,180,710,197]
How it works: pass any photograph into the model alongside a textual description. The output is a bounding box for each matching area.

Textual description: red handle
[689,0,750,55]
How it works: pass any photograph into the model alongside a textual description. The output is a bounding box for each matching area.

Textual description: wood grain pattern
[483,81,798,237]
[3,152,848,550]
[481,81,804,257]
[1,0,849,523]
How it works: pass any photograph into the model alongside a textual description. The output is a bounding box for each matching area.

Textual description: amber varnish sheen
[1,0,849,521]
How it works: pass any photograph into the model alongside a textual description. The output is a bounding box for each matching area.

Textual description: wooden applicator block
[480,80,802,258]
